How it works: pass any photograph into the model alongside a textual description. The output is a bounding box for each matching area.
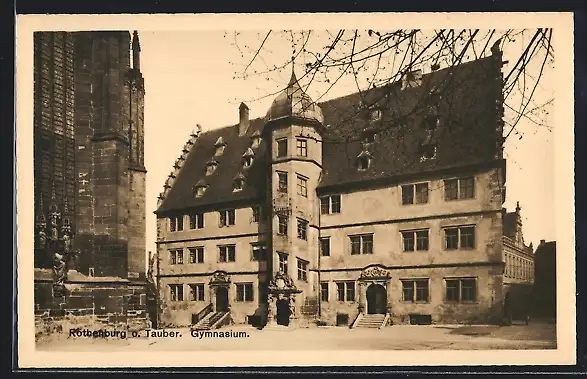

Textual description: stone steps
[354,314,386,329]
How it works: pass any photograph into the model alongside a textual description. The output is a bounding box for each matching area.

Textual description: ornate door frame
[357,265,392,314]
[209,270,231,312]
[266,271,301,326]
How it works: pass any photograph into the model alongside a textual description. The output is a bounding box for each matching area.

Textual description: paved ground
[36,321,556,351]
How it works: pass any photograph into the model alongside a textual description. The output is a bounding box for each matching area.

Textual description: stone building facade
[155,44,512,328]
[33,31,150,339]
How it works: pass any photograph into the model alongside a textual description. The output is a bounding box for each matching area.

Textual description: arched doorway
[215,286,229,312]
[366,284,387,314]
[276,299,291,326]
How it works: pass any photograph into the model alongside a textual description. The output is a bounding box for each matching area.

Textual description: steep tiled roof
[156,54,503,214]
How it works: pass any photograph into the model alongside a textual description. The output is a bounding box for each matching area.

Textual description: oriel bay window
[402,229,429,252]
[402,182,429,205]
[320,195,341,214]
[297,175,308,197]
[236,283,254,302]
[218,244,236,262]
[350,234,373,255]
[296,138,308,157]
[444,177,475,201]
[445,277,477,302]
[336,281,355,302]
[444,226,476,249]
[402,279,430,302]
[189,283,205,301]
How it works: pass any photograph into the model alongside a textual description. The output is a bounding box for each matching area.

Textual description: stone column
[358,282,367,314]
[210,286,217,312]
[266,295,277,326]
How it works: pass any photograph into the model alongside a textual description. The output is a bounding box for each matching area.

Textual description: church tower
[262,68,325,326]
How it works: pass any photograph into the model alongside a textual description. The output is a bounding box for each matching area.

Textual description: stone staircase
[192,311,230,331]
[352,314,386,329]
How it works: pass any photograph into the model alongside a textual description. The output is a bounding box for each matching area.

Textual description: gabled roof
[156,53,503,215]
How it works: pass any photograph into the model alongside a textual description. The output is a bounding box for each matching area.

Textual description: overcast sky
[138,29,555,255]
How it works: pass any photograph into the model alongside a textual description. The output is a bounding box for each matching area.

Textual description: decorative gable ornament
[268,271,301,294]
[209,270,231,286]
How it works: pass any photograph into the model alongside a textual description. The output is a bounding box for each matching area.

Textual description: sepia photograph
[15,13,575,368]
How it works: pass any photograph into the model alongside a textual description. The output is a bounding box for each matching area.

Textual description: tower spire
[132,30,141,71]
[288,55,298,87]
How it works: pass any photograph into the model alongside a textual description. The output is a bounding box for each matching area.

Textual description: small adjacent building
[155,44,512,328]
[533,240,557,319]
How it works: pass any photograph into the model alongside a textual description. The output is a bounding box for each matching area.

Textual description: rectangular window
[297,218,308,240]
[320,195,341,214]
[296,138,308,157]
[402,183,429,205]
[416,230,429,251]
[402,279,430,302]
[219,209,236,227]
[444,226,476,249]
[277,172,288,193]
[236,283,254,302]
[189,283,205,301]
[169,215,184,232]
[297,259,308,281]
[296,175,308,197]
[278,215,288,236]
[320,282,329,302]
[444,177,475,200]
[320,237,330,257]
[350,234,373,255]
[189,213,204,229]
[445,278,477,302]
[251,243,267,261]
[188,247,204,264]
[218,245,236,263]
[169,249,183,265]
[252,206,261,223]
[402,231,415,252]
[169,284,183,301]
[277,138,288,158]
[336,281,355,302]
[278,252,288,274]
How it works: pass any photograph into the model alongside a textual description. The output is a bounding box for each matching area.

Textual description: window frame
[320,282,329,302]
[444,225,476,250]
[349,233,374,255]
[189,212,205,229]
[444,277,477,303]
[320,195,341,214]
[296,175,308,197]
[218,244,236,263]
[277,215,288,236]
[219,209,236,227]
[297,258,308,282]
[319,237,331,257]
[188,246,204,264]
[189,283,205,302]
[444,177,475,201]
[297,218,308,240]
[169,249,184,265]
[169,284,184,302]
[276,138,288,158]
[252,206,261,223]
[278,252,289,274]
[277,171,288,193]
[296,138,308,157]
[401,278,430,303]
[402,182,429,205]
[336,281,356,302]
[235,283,254,302]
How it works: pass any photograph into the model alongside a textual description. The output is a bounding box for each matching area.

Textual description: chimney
[239,102,250,136]
[540,239,546,245]
[402,69,423,90]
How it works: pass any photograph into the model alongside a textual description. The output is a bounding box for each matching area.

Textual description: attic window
[194,181,208,198]
[205,160,218,176]
[420,145,437,161]
[251,131,262,149]
[214,137,227,156]
[233,173,245,192]
[369,109,382,122]
[357,150,372,171]
[242,148,255,168]
[362,130,376,144]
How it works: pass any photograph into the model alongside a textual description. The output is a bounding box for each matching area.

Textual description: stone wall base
[34,269,151,341]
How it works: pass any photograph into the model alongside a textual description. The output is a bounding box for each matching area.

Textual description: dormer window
[214,136,227,156]
[251,131,262,149]
[242,148,255,168]
[420,145,437,161]
[369,109,382,122]
[205,160,218,176]
[193,180,208,198]
[233,173,245,192]
[357,150,372,171]
[362,130,376,144]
